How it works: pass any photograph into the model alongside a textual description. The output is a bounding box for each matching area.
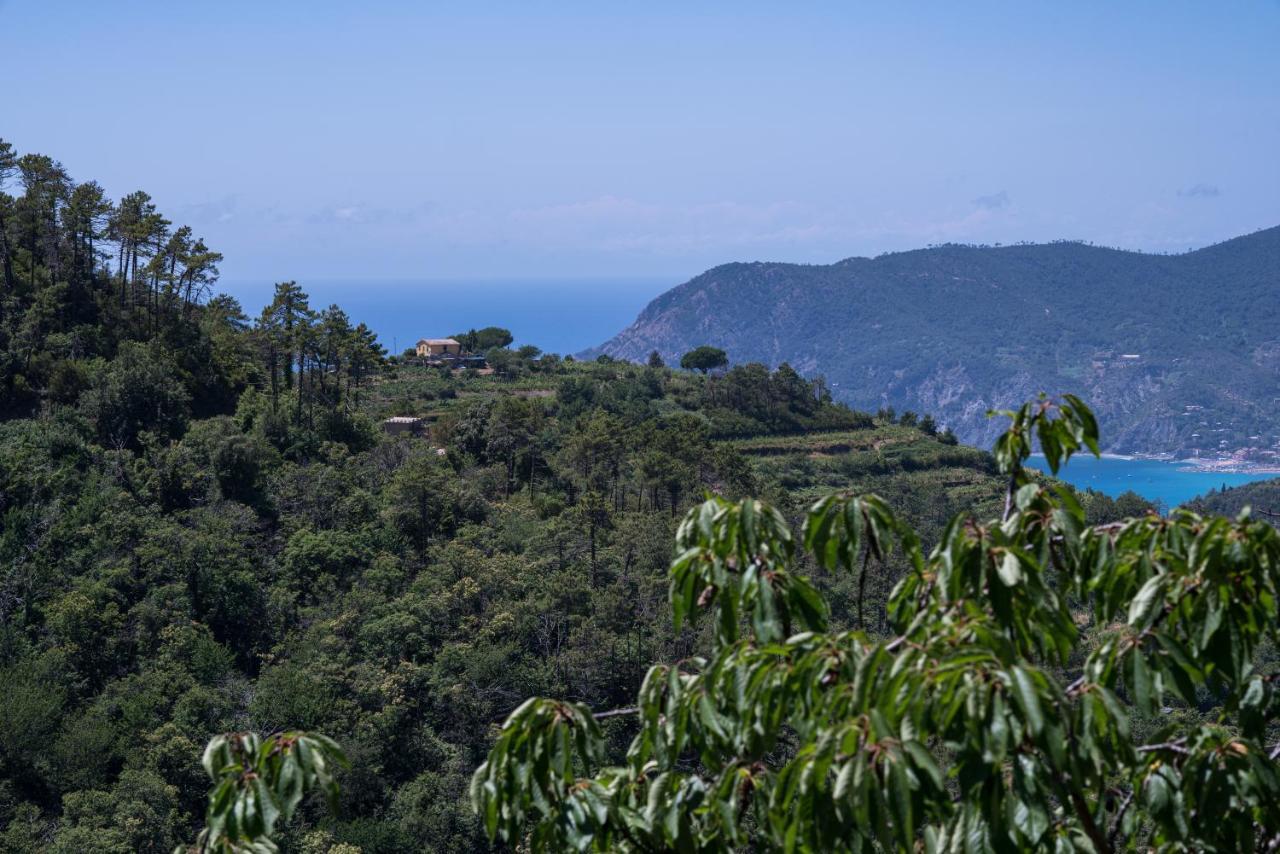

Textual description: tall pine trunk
[0,206,14,296]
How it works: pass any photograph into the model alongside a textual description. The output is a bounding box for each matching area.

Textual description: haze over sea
[1027,455,1274,510]
[220,278,670,357]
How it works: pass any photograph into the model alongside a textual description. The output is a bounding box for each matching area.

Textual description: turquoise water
[219,277,669,357]
[1027,454,1275,509]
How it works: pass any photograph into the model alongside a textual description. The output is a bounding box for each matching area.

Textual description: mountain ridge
[590,225,1280,457]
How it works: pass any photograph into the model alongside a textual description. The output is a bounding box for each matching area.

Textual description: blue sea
[1027,454,1275,509]
[219,278,672,357]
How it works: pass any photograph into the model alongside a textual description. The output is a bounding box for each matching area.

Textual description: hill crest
[591,226,1280,459]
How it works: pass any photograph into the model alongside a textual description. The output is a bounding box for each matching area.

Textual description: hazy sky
[3,1,1278,282]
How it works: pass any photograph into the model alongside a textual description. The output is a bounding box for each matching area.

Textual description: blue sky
[3,1,1278,282]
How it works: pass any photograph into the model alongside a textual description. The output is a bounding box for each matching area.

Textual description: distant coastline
[1172,458,1280,476]
[1123,451,1280,476]
[1069,451,1280,476]
[1037,451,1280,476]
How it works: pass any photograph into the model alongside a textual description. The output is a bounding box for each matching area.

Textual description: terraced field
[725,425,1005,533]
[363,363,560,421]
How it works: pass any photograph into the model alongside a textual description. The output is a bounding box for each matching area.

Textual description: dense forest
[9,142,1273,852]
[1,141,1160,852]
[591,226,1280,457]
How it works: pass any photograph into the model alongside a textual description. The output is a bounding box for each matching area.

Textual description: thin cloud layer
[1178,184,1222,199]
[972,191,1011,210]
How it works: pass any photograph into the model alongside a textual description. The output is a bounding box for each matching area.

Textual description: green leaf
[904,741,945,792]
[1128,573,1166,627]
[997,551,1023,587]
[1144,769,1170,815]
[1010,667,1044,737]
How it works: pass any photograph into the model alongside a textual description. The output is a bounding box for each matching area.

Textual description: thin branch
[1136,739,1191,756]
[1002,466,1020,521]
[1067,784,1111,854]
[856,544,870,632]
[1107,788,1135,848]
[593,706,640,721]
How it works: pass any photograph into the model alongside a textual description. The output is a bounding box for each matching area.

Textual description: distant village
[1087,348,1280,471]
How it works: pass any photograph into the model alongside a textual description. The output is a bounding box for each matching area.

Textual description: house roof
[417,338,461,346]
[384,416,422,424]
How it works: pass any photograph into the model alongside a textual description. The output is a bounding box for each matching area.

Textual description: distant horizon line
[216,223,1278,287]
[219,275,681,285]
[212,222,1278,289]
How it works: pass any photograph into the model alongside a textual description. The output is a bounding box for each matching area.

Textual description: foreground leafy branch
[473,397,1280,851]
[178,731,348,853]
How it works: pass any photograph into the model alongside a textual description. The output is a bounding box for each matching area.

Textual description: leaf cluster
[475,397,1280,851]
[182,731,348,854]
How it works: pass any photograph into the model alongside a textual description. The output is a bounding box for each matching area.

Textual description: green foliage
[181,416,277,506]
[15,140,1278,853]
[453,326,514,352]
[0,652,69,781]
[990,392,1098,476]
[470,699,606,847]
[382,447,483,550]
[79,342,191,448]
[180,731,347,853]
[475,398,1280,851]
[702,362,873,437]
[52,769,183,853]
[1187,476,1280,527]
[669,495,816,645]
[679,345,728,374]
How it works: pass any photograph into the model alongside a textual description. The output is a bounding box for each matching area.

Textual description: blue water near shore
[219,278,671,357]
[1027,454,1275,509]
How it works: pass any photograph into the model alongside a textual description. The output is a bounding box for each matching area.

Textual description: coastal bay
[1028,453,1276,509]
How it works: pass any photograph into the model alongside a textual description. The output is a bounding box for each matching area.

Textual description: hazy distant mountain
[591,226,1280,457]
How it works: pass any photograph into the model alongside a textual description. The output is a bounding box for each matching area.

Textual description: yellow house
[416,338,462,357]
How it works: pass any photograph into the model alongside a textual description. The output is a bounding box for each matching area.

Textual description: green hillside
[1185,476,1280,522]
[6,140,1264,853]
[0,334,1024,851]
[1,141,1148,851]
[591,227,1280,459]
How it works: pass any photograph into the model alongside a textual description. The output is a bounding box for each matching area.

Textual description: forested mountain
[591,227,1280,458]
[2,140,1157,851]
